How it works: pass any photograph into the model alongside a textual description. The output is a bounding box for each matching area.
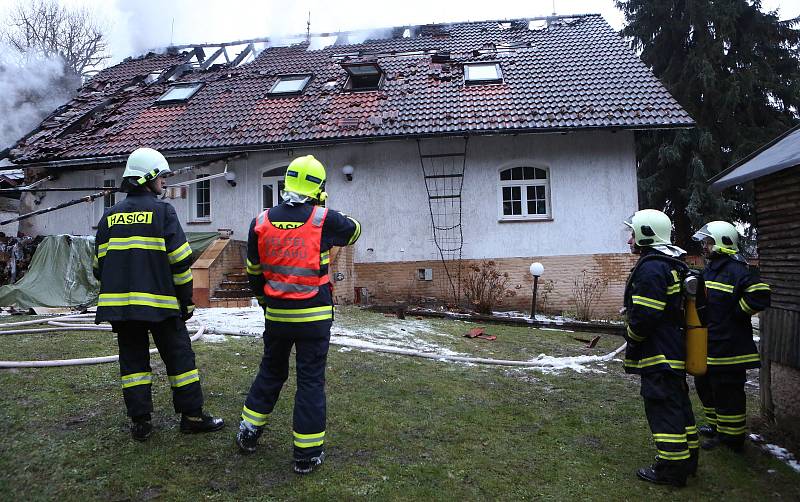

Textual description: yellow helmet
[692,221,739,255]
[284,155,327,200]
[624,209,673,247]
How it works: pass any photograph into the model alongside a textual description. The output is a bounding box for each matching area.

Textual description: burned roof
[9,14,694,165]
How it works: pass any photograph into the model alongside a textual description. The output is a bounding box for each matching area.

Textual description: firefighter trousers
[641,371,699,465]
[113,318,203,419]
[242,320,332,460]
[694,369,747,448]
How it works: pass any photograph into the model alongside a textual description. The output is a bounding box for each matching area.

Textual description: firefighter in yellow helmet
[622,209,698,487]
[692,221,770,452]
[94,148,223,441]
[236,155,361,474]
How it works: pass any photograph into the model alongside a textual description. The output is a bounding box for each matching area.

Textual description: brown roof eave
[14,122,695,170]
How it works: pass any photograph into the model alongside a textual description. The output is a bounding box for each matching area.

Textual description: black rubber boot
[293,451,325,475]
[180,411,224,434]
[131,415,153,442]
[698,425,716,437]
[636,458,688,487]
[236,421,263,454]
[701,435,720,450]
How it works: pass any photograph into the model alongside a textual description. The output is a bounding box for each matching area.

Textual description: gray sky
[1,0,799,66]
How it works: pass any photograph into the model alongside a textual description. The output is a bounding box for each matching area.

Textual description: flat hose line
[0,313,206,368]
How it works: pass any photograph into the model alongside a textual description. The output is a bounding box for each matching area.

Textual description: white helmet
[122,148,171,186]
[692,221,740,255]
[624,209,673,246]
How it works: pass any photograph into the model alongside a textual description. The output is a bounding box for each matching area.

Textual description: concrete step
[212,289,253,298]
[218,281,249,290]
[226,273,248,282]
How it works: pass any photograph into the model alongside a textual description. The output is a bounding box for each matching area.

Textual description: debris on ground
[464,327,496,341]
[573,335,601,348]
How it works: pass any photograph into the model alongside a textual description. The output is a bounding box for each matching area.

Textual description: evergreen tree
[616,0,800,248]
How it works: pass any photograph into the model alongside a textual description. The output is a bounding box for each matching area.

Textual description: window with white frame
[498,166,550,220]
[261,166,286,210]
[102,179,116,210]
[191,174,211,220]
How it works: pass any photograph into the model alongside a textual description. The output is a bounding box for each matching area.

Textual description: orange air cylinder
[685,296,708,376]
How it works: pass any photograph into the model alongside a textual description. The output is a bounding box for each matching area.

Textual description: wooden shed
[710,123,800,435]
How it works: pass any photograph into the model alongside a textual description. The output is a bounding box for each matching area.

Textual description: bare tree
[3,0,110,78]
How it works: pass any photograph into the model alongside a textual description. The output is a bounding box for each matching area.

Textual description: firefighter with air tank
[622,209,699,487]
[691,221,770,452]
[235,155,361,474]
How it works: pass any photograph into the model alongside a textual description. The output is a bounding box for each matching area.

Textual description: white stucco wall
[22,130,638,261]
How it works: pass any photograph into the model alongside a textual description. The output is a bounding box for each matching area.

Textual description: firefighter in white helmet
[94,147,223,441]
[622,209,699,487]
[691,221,770,452]
[235,155,361,474]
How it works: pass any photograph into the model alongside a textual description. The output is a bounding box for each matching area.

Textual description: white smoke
[0,51,79,151]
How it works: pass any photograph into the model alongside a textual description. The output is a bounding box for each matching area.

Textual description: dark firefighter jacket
[702,255,770,371]
[246,202,361,325]
[623,248,688,375]
[94,192,194,323]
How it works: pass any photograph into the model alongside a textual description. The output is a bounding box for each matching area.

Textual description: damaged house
[4,14,693,315]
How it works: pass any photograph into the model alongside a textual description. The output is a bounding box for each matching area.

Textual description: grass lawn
[0,308,797,501]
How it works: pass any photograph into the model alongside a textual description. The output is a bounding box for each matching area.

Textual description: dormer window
[342,62,383,91]
[269,75,312,95]
[464,63,503,84]
[157,83,203,103]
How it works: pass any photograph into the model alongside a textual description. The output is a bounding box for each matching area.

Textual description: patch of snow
[200,334,227,343]
[750,435,800,473]
[189,307,264,337]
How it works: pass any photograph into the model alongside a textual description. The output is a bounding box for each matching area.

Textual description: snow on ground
[188,307,624,373]
[750,434,800,473]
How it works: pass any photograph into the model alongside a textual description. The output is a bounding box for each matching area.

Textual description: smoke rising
[0,51,80,151]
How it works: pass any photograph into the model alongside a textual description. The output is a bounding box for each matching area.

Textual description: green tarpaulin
[0,232,219,309]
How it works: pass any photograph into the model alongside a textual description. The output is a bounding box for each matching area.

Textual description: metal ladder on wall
[417,137,469,303]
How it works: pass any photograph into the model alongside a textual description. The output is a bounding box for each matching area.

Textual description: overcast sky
[1,0,799,66]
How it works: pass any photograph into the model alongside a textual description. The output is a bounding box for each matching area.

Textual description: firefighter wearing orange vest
[235,155,361,474]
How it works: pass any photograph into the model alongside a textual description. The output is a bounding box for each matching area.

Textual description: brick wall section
[330,245,355,304]
[354,253,638,318]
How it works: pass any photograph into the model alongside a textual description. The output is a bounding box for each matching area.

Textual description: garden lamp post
[530,262,544,319]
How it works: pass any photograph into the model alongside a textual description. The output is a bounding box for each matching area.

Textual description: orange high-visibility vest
[254,206,329,300]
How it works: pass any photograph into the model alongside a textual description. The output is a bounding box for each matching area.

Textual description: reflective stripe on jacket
[702,256,769,371]
[623,249,688,376]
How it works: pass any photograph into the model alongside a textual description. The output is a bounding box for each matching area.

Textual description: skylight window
[156,83,203,103]
[145,71,162,85]
[464,63,503,84]
[269,75,312,95]
[342,62,383,91]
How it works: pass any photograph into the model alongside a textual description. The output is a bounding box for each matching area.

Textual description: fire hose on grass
[0,313,206,368]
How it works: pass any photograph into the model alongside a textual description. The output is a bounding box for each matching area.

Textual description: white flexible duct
[194,326,628,368]
[0,312,94,328]
[0,325,205,368]
[0,326,111,335]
